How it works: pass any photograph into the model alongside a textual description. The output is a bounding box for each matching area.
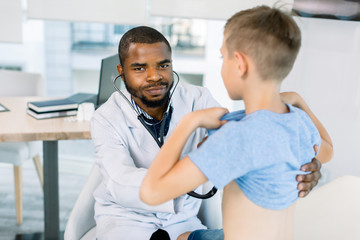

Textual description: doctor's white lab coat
[90,82,220,239]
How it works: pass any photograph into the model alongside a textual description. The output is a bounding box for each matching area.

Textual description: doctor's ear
[116,64,124,77]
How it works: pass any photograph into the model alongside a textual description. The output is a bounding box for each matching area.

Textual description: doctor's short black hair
[118,26,172,66]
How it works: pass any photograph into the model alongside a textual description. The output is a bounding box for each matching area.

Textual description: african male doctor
[90,26,322,240]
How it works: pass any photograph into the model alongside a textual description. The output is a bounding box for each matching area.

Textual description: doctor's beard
[123,76,174,108]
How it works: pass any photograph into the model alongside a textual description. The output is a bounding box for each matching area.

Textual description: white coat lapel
[115,90,161,154]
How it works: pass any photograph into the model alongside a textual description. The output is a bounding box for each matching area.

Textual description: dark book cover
[26,108,77,120]
[27,92,97,113]
[28,99,78,113]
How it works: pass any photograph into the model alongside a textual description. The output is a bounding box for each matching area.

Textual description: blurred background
[0,0,360,238]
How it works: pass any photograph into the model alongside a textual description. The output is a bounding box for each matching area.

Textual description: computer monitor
[97,54,122,107]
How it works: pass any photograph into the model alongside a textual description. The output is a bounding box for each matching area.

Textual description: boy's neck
[242,79,288,115]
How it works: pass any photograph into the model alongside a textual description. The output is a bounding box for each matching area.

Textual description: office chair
[0,69,44,224]
[64,163,223,240]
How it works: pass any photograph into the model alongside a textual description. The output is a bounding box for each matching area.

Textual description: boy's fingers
[220,120,228,126]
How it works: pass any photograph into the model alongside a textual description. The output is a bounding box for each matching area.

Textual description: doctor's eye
[133,67,145,71]
[159,64,170,69]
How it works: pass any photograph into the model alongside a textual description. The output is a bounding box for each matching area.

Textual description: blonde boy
[140,5,333,240]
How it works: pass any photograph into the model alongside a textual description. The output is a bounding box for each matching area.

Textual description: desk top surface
[0,97,91,142]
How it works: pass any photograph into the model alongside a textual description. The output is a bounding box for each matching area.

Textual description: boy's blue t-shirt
[188,104,321,210]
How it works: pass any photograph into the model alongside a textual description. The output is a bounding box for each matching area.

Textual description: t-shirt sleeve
[311,120,321,156]
[296,107,322,157]
[188,121,256,189]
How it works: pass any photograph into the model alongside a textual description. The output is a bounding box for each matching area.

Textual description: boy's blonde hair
[225,5,301,81]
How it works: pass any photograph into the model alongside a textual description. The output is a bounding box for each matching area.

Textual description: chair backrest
[64,164,100,240]
[96,54,120,108]
[198,182,222,229]
[294,175,360,240]
[0,69,44,97]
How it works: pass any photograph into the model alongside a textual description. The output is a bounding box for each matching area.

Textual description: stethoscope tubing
[113,71,217,199]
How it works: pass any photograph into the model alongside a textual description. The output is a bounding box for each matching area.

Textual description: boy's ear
[234,51,248,79]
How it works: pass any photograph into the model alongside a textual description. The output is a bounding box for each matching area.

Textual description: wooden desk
[0,97,91,240]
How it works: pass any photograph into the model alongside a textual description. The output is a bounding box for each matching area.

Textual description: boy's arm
[280,92,334,197]
[140,108,228,205]
[280,92,333,163]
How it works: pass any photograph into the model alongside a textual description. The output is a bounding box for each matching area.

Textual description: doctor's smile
[144,83,169,96]
[145,87,166,96]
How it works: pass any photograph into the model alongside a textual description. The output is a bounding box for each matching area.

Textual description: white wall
[43,22,73,96]
[0,20,45,74]
[73,69,99,94]
[151,0,293,20]
[28,0,148,25]
[0,0,22,43]
[282,17,360,183]
[203,20,234,110]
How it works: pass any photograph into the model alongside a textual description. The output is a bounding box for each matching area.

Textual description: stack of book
[27,93,97,120]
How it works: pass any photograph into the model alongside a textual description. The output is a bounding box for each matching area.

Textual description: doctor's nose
[147,68,162,82]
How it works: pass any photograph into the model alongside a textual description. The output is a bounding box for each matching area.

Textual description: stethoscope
[113,71,217,199]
